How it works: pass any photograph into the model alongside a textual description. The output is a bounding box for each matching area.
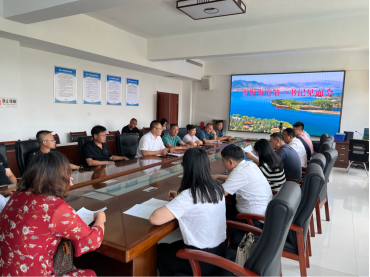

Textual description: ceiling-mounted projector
[177,0,246,20]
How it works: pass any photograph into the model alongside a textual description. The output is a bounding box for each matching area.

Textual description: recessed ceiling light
[204,8,219,14]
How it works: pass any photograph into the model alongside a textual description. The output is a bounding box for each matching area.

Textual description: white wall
[0,38,187,143]
[192,49,369,139]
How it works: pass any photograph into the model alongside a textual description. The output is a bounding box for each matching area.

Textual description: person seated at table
[162,124,190,152]
[0,151,106,276]
[0,187,16,213]
[270,132,302,180]
[212,144,272,229]
[122,118,140,135]
[214,120,232,141]
[150,148,226,276]
[199,123,220,143]
[293,121,314,154]
[28,130,80,170]
[283,128,307,167]
[245,139,286,191]
[0,153,17,187]
[137,120,169,157]
[182,124,203,147]
[160,118,169,131]
[85,125,129,166]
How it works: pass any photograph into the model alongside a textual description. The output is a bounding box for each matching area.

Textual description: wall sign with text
[83,71,101,104]
[126,78,139,106]
[106,75,122,105]
[54,66,77,103]
[0,98,17,108]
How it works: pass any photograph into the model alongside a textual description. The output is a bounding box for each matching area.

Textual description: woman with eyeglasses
[150,148,226,276]
[0,151,106,276]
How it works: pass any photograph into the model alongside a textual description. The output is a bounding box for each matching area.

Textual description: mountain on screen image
[229,71,345,136]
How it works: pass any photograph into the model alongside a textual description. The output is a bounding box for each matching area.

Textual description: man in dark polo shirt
[28,130,80,170]
[122,118,140,135]
[0,153,17,186]
[85,125,129,166]
[270,132,302,180]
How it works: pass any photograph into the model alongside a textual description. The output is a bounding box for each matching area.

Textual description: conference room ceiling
[87,0,369,39]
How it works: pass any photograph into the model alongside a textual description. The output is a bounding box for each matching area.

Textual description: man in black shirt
[0,154,17,186]
[122,118,140,135]
[84,125,129,166]
[28,130,80,170]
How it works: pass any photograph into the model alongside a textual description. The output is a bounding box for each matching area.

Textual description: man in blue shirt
[199,123,220,143]
[162,124,190,152]
[214,120,232,141]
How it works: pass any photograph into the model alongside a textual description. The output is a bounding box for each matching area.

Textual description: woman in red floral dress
[0,152,106,276]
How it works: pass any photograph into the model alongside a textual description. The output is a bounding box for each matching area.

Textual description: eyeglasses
[44,140,56,142]
[155,128,162,130]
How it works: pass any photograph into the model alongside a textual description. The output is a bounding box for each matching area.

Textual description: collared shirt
[223,160,272,215]
[137,132,166,157]
[215,130,223,137]
[182,134,199,143]
[276,144,302,179]
[299,132,314,154]
[199,130,214,140]
[122,125,140,134]
[27,147,58,166]
[162,133,182,147]
[84,141,112,161]
[288,137,307,167]
[0,154,10,186]
[303,130,312,141]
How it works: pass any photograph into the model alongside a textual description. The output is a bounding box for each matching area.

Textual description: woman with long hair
[248,139,286,191]
[0,152,106,276]
[160,118,169,130]
[150,148,226,276]
[182,124,203,147]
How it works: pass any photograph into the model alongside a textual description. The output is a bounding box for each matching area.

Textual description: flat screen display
[229,71,345,136]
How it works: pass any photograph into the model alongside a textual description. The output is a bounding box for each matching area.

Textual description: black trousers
[157,240,226,276]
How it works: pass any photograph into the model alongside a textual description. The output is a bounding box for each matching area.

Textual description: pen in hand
[168,191,176,201]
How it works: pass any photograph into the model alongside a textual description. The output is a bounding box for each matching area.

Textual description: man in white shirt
[283,128,307,167]
[137,120,169,157]
[212,144,272,229]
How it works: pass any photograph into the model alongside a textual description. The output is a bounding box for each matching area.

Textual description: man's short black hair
[36,130,53,145]
[130,118,137,122]
[215,120,223,125]
[221,144,244,162]
[270,132,284,141]
[170,124,178,129]
[293,122,304,130]
[284,128,296,138]
[150,120,160,130]
[91,125,107,137]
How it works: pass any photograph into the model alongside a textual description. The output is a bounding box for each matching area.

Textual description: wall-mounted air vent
[186,59,203,67]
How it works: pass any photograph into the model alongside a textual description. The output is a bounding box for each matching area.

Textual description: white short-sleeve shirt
[0,195,10,213]
[182,134,198,144]
[223,160,272,215]
[288,137,307,167]
[137,132,166,157]
[166,189,226,249]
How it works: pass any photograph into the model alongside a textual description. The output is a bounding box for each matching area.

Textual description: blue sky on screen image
[229,71,345,136]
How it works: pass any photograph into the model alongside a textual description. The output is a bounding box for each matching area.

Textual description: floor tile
[353,230,369,258]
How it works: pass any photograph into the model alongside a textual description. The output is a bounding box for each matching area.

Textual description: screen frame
[228,70,346,136]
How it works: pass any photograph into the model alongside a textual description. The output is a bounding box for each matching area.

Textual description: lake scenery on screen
[229,71,345,136]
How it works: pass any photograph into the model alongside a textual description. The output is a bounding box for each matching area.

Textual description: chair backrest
[15,140,40,175]
[109,130,120,135]
[310,153,326,170]
[319,139,332,153]
[317,133,328,152]
[115,134,138,158]
[139,130,150,139]
[245,181,301,276]
[0,143,7,163]
[78,136,94,165]
[195,126,202,139]
[177,128,187,140]
[319,149,338,203]
[161,129,169,138]
[348,139,369,163]
[70,131,87,142]
[286,163,325,252]
[53,134,60,144]
[106,134,115,141]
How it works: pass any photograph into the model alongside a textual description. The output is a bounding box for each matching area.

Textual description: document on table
[210,141,223,144]
[76,207,107,226]
[82,191,114,201]
[123,198,168,220]
[243,145,258,159]
[169,153,184,157]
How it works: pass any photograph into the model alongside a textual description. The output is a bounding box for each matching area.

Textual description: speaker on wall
[201,76,212,91]
[344,131,353,141]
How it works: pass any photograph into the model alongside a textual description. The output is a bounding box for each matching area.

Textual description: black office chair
[0,143,7,163]
[115,134,138,159]
[139,130,150,139]
[314,133,328,152]
[319,139,332,153]
[177,128,187,140]
[176,181,301,277]
[195,126,202,139]
[345,139,369,176]
[78,136,94,165]
[15,140,40,175]
[161,129,169,138]
[53,134,60,144]
[70,131,87,142]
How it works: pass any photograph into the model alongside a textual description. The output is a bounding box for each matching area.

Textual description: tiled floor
[159,166,369,276]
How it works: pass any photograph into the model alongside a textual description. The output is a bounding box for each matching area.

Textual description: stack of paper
[77,207,107,226]
[123,198,168,220]
[243,145,259,159]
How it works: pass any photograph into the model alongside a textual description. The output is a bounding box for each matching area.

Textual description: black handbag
[53,238,75,276]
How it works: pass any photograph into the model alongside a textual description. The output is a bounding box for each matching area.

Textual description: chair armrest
[236,213,265,225]
[290,223,303,233]
[176,249,260,277]
[226,220,263,236]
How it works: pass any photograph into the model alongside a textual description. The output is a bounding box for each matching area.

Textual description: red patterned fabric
[0,190,103,276]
